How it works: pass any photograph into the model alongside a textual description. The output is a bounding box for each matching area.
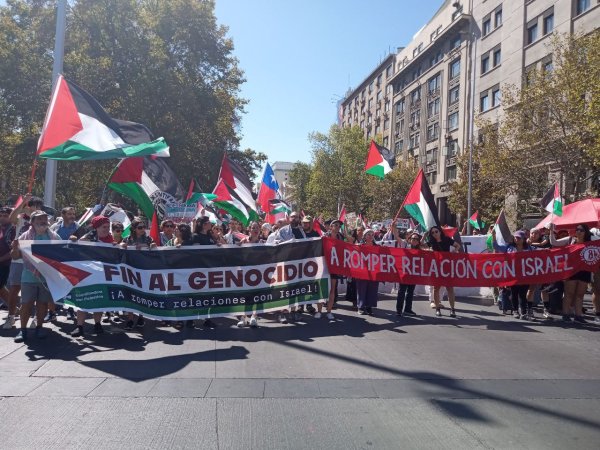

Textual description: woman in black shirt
[427,225,462,318]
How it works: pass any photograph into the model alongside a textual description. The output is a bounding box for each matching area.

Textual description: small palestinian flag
[402,169,440,230]
[37,75,169,160]
[269,199,292,215]
[469,211,486,230]
[213,179,251,226]
[494,209,512,247]
[540,183,563,216]
[338,204,347,222]
[219,154,257,213]
[185,179,217,205]
[364,140,395,179]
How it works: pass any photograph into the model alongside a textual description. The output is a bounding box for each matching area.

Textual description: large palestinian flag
[539,183,563,217]
[402,169,440,230]
[37,75,169,160]
[213,179,251,225]
[107,157,185,219]
[364,140,395,179]
[494,209,512,247]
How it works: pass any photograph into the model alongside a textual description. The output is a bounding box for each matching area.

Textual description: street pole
[43,0,67,208]
[466,18,477,236]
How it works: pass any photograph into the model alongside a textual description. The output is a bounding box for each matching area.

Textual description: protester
[549,223,592,323]
[111,221,125,245]
[395,231,422,317]
[224,219,243,244]
[427,225,462,317]
[71,216,113,337]
[165,223,194,329]
[159,220,176,246]
[211,223,227,245]
[506,230,536,320]
[237,221,263,327]
[301,216,320,238]
[315,219,345,321]
[355,229,380,315]
[0,207,16,329]
[193,216,217,245]
[12,210,60,342]
[260,223,272,241]
[51,206,78,239]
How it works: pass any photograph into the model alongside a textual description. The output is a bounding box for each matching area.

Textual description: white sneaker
[2,316,15,329]
[430,302,436,309]
[29,318,37,329]
[236,319,245,328]
[326,312,335,320]
[313,312,322,319]
[249,317,258,328]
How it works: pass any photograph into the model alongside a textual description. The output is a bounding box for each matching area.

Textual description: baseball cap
[30,210,48,220]
[302,215,313,223]
[513,230,526,240]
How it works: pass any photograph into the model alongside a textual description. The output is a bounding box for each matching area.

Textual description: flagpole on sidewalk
[43,0,67,208]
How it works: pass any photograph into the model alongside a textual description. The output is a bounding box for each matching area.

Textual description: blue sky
[214,0,444,165]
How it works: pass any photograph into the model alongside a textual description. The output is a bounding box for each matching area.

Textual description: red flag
[186,179,195,202]
[313,217,325,236]
[12,195,24,209]
[149,210,161,244]
[338,205,346,222]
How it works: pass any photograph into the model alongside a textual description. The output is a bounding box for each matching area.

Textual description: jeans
[396,284,415,313]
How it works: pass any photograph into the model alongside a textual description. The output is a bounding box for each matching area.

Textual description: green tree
[287,161,312,210]
[0,0,247,209]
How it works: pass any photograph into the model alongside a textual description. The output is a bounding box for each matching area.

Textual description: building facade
[340,0,599,226]
[271,161,296,199]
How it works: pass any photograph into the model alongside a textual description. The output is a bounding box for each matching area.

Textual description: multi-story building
[340,0,599,225]
[271,161,296,199]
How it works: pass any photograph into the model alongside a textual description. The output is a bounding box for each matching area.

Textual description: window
[543,60,553,73]
[386,84,393,95]
[446,165,457,181]
[448,112,459,130]
[368,81,374,93]
[543,14,554,35]
[396,119,404,134]
[395,99,405,114]
[481,55,490,74]
[483,18,491,36]
[448,139,459,156]
[377,75,382,86]
[368,99,373,109]
[430,51,443,66]
[492,88,501,107]
[410,88,421,103]
[384,118,390,130]
[375,125,380,134]
[576,0,590,15]
[449,86,460,104]
[527,23,538,45]
[384,101,390,112]
[377,91,382,101]
[495,8,503,27]
[395,140,403,154]
[409,132,420,149]
[480,93,490,112]
[428,98,440,117]
[386,65,393,78]
[426,148,438,164]
[428,73,440,93]
[383,137,389,147]
[410,110,421,126]
[427,123,439,141]
[376,108,381,118]
[451,36,461,49]
[493,48,501,67]
[426,172,436,185]
[450,59,461,78]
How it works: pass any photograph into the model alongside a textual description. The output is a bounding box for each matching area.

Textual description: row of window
[481,46,501,75]
[526,8,554,45]
[482,6,503,37]
[480,86,501,112]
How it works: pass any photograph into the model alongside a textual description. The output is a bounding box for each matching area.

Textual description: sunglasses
[576,228,585,232]
[410,237,420,240]
[136,225,146,230]
[431,230,440,234]
[163,224,174,228]
[35,222,49,226]
[113,228,123,232]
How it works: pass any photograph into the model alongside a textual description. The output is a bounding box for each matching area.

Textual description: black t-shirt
[291,227,305,239]
[304,230,320,238]
[193,232,215,246]
[429,237,455,252]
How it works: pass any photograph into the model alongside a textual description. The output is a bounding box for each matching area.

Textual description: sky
[214,0,444,166]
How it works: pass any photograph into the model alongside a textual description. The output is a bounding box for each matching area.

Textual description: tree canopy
[0,0,263,210]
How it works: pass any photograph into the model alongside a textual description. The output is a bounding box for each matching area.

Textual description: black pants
[345,279,357,305]
[511,285,530,314]
[396,284,415,313]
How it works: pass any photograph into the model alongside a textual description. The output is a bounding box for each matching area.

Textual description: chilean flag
[257,163,279,212]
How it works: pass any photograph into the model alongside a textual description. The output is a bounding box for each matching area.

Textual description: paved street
[1,294,599,449]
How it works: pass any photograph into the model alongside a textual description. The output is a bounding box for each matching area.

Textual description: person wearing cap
[301,215,320,238]
[70,216,114,337]
[11,210,61,342]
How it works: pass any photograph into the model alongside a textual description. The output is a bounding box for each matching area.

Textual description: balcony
[447,156,457,166]
[425,162,437,173]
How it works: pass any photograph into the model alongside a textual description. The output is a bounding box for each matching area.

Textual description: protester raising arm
[548,223,573,247]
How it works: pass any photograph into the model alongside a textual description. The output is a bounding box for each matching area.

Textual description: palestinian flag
[107,157,186,219]
[540,183,563,216]
[364,140,395,179]
[313,217,326,236]
[338,204,346,222]
[185,179,217,205]
[494,209,512,247]
[219,154,257,213]
[37,75,169,161]
[100,203,133,238]
[468,211,486,230]
[213,179,251,226]
[269,199,292,215]
[402,169,440,230]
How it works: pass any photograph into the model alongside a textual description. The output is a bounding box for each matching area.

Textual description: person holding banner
[427,225,462,318]
[395,231,423,317]
[549,223,592,323]
[12,210,61,342]
[166,223,194,247]
[355,229,380,315]
[159,220,176,246]
[237,221,263,327]
[315,219,345,321]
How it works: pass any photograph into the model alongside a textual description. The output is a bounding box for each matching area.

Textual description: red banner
[323,237,600,287]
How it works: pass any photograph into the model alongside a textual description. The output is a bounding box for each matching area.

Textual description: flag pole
[43,0,67,209]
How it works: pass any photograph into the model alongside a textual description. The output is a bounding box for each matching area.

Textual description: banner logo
[580,246,600,266]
